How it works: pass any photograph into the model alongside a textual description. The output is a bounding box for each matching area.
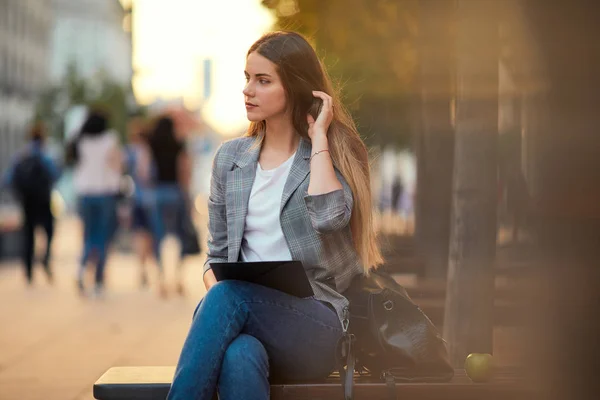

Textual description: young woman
[147,116,192,297]
[72,110,122,297]
[124,117,154,288]
[167,31,382,400]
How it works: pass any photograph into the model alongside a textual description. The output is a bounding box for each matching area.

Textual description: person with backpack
[2,122,60,286]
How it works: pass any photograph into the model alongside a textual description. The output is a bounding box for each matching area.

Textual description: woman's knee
[203,280,245,304]
[222,334,268,374]
[192,281,246,321]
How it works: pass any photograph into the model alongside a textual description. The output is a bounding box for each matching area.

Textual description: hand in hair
[307,91,334,141]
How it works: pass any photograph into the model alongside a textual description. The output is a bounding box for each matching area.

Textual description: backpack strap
[383,371,398,400]
[337,332,356,400]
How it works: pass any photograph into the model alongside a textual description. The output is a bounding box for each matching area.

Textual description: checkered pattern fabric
[203,136,364,325]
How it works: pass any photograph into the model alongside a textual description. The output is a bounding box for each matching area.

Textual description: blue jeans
[79,195,115,285]
[148,185,186,270]
[167,281,342,400]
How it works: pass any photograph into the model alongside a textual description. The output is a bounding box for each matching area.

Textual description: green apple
[464,353,493,383]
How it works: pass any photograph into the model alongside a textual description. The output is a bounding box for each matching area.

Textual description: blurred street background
[1,1,600,400]
[0,215,208,400]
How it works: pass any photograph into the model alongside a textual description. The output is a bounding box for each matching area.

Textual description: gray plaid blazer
[203,135,364,325]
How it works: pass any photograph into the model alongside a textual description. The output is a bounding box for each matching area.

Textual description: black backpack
[337,268,454,399]
[12,153,53,202]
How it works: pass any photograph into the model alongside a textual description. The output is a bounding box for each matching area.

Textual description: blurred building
[50,0,132,86]
[0,1,53,258]
[0,0,54,177]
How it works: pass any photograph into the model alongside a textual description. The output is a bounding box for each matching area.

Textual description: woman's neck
[262,115,299,156]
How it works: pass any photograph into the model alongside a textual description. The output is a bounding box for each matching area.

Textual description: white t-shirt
[240,152,296,262]
[73,131,121,196]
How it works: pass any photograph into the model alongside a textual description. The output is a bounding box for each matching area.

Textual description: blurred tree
[33,86,64,141]
[262,0,419,147]
[94,77,130,142]
[34,62,135,143]
[65,63,88,105]
[414,0,455,280]
[443,0,499,366]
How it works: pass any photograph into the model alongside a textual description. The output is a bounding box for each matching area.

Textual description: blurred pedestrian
[71,110,122,297]
[2,122,60,286]
[124,117,154,288]
[148,115,193,298]
[391,176,404,214]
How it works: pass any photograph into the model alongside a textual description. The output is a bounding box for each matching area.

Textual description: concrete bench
[93,366,528,400]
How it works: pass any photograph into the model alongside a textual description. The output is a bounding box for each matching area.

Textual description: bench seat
[94,366,529,400]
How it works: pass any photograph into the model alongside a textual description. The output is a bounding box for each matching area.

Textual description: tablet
[209,261,314,298]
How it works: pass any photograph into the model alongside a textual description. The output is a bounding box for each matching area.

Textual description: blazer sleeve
[303,168,354,234]
[203,144,229,274]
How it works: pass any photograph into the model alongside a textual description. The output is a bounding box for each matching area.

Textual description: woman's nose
[243,82,253,97]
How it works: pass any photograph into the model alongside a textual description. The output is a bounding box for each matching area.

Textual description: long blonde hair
[246,31,383,272]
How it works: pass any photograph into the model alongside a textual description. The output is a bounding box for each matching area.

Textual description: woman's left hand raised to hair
[307,91,333,141]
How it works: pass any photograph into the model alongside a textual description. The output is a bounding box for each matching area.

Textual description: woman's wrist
[203,268,217,291]
[309,149,330,163]
[311,134,329,151]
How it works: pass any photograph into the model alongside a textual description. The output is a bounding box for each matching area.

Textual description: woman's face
[243,52,287,122]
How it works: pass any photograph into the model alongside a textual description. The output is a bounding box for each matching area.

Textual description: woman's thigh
[78,197,94,240]
[89,196,114,249]
[205,281,342,381]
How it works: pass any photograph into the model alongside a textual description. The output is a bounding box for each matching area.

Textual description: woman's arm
[177,149,192,193]
[304,91,353,233]
[135,145,152,185]
[107,135,123,174]
[307,135,343,195]
[203,269,218,290]
[307,91,342,196]
[305,169,353,233]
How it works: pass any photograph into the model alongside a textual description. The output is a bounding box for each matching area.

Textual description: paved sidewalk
[0,217,208,400]
[0,216,522,400]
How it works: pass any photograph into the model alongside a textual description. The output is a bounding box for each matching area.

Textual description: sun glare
[129,0,275,135]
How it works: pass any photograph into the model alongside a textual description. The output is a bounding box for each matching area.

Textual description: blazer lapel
[226,138,260,261]
[281,137,312,212]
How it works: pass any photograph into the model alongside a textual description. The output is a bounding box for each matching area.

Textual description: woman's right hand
[203,269,218,291]
[307,90,333,141]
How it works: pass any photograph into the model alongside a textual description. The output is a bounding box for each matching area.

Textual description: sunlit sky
[120,0,275,134]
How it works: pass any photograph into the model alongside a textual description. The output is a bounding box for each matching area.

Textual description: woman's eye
[259,80,269,85]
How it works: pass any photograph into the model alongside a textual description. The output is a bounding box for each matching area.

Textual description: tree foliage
[34,62,136,143]
[262,0,419,147]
